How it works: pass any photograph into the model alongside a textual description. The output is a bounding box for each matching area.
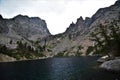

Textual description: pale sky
[0,0,116,35]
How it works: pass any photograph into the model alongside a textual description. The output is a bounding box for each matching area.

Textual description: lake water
[0,56,120,80]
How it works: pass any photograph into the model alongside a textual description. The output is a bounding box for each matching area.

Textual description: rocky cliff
[41,0,120,56]
[0,15,50,49]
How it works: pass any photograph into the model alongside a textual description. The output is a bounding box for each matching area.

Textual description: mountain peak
[13,14,43,22]
[76,16,84,25]
[15,14,28,18]
[70,22,75,27]
[77,16,84,21]
[13,14,29,20]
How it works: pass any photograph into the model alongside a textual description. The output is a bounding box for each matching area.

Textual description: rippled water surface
[0,56,120,80]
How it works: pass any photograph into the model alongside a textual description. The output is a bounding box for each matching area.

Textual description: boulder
[100,59,120,72]
[97,55,110,63]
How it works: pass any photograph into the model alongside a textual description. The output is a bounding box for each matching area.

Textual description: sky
[0,0,117,35]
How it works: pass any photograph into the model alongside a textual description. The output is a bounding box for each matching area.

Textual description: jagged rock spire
[77,16,84,22]
[70,22,75,27]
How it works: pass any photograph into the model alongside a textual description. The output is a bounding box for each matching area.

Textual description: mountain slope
[42,0,120,56]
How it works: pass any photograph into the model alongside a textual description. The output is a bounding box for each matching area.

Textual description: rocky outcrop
[100,59,120,72]
[97,55,110,63]
[0,54,16,62]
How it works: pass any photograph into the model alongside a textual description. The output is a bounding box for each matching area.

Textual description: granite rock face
[0,15,51,49]
[42,0,120,56]
[100,59,120,72]
[0,15,50,41]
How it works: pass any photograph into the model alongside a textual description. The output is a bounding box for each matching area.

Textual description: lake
[0,56,119,80]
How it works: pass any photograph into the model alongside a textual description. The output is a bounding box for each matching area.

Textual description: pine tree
[90,19,120,57]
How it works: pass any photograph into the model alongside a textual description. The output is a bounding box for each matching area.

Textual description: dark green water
[0,56,120,80]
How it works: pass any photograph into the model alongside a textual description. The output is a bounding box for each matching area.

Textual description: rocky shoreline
[97,55,120,72]
[0,53,47,63]
[100,58,120,72]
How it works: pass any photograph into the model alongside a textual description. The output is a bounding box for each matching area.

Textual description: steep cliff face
[0,15,50,40]
[0,16,9,34]
[0,15,51,49]
[12,15,50,40]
